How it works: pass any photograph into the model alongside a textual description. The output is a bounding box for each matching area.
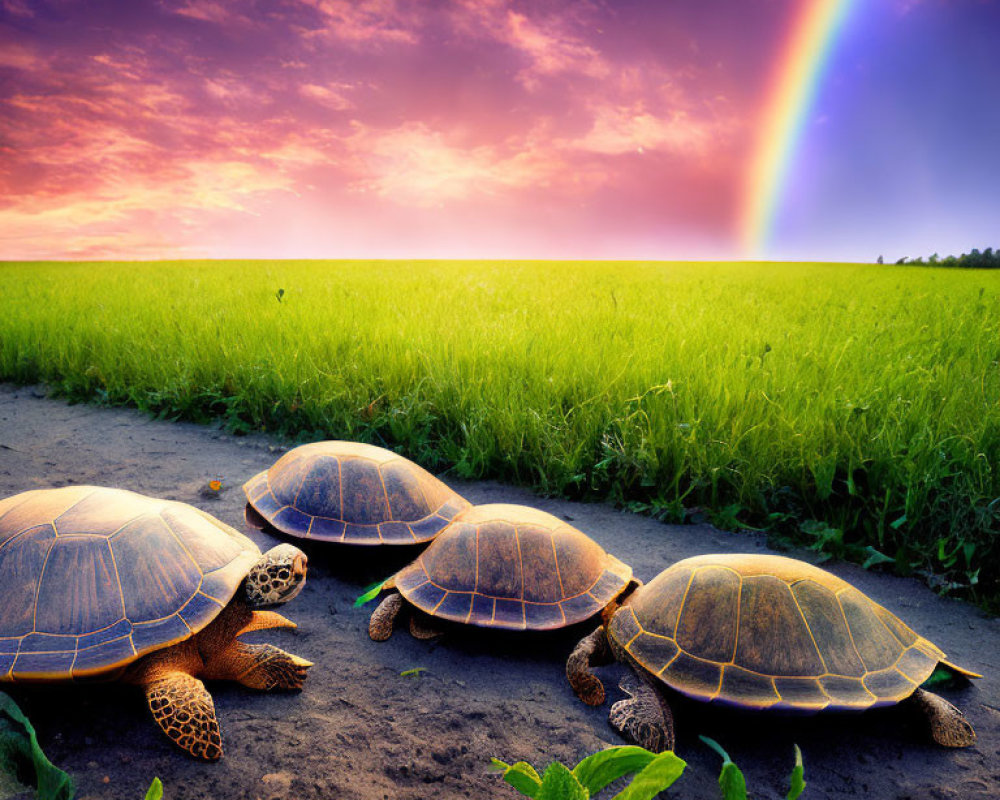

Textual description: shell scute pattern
[735,575,825,677]
[393,503,632,631]
[0,524,57,638]
[243,441,471,544]
[789,580,865,676]
[0,486,260,682]
[612,553,944,711]
[35,536,123,635]
[675,567,740,664]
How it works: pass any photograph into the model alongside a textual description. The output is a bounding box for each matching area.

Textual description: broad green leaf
[537,762,588,800]
[145,777,164,800]
[491,759,543,797]
[0,692,75,800]
[699,736,747,800]
[571,745,656,793]
[862,546,895,570]
[353,579,387,608]
[786,745,805,800]
[611,751,687,800]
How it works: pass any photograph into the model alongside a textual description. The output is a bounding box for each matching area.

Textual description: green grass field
[2,260,998,608]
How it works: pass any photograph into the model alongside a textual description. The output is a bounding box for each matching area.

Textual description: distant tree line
[877,247,1000,268]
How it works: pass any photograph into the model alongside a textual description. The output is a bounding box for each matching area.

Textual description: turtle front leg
[236,609,298,635]
[567,625,614,706]
[204,641,312,691]
[609,671,676,753]
[369,592,406,641]
[145,671,223,760]
[906,688,976,747]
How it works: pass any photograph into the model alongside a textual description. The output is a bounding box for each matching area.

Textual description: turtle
[243,440,471,545]
[567,553,979,752]
[368,503,638,640]
[0,485,312,761]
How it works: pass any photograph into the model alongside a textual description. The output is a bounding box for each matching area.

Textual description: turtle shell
[390,503,632,630]
[608,553,954,712]
[243,441,471,545]
[0,486,260,682]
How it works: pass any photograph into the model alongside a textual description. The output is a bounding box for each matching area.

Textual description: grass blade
[353,579,387,608]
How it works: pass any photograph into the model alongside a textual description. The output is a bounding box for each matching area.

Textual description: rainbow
[741,0,857,257]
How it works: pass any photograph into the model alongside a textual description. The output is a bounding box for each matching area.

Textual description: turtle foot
[409,610,443,640]
[146,672,223,760]
[369,592,404,642]
[910,688,976,748]
[237,644,312,691]
[609,672,675,753]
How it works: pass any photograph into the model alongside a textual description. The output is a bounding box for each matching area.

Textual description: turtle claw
[237,645,312,691]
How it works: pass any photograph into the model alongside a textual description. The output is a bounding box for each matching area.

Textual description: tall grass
[1,260,998,607]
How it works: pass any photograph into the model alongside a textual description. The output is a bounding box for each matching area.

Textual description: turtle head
[245,544,308,607]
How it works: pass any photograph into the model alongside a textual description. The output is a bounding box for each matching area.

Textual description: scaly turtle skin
[567,553,979,751]
[0,486,312,760]
[244,440,471,545]
[369,503,636,640]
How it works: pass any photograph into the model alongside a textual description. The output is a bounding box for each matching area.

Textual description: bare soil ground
[0,383,997,800]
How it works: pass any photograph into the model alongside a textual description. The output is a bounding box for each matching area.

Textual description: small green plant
[0,692,74,800]
[699,736,805,800]
[400,667,427,678]
[491,745,686,799]
[144,777,163,800]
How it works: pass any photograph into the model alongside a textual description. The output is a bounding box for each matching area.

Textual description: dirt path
[0,384,997,800]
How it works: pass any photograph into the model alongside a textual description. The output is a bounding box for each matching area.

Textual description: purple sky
[1,0,998,262]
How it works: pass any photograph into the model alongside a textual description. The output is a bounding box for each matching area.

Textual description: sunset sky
[2,0,998,262]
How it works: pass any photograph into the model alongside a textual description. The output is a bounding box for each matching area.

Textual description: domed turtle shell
[0,486,260,682]
[389,503,633,630]
[608,553,955,712]
[243,441,471,545]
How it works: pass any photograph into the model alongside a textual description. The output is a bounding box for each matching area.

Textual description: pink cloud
[298,83,354,110]
[0,0,35,18]
[0,0,770,259]
[296,0,420,45]
[170,1,257,26]
[0,42,43,71]
[450,0,609,89]
[570,103,725,158]
[344,122,564,206]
